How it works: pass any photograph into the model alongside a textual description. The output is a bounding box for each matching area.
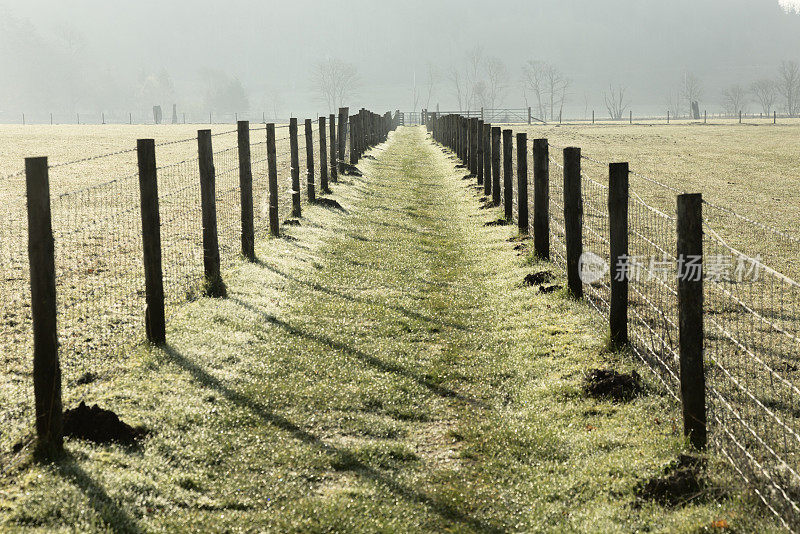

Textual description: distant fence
[0,110,327,126]
[3,107,397,459]
[430,113,800,531]
[401,108,797,126]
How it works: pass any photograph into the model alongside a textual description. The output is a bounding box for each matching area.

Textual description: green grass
[0,126,780,532]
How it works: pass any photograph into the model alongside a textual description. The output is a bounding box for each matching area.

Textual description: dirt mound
[339,162,363,176]
[314,198,347,212]
[636,455,717,507]
[283,219,301,226]
[524,271,553,286]
[75,372,98,385]
[583,369,642,401]
[63,402,147,445]
[484,219,510,227]
[539,285,562,294]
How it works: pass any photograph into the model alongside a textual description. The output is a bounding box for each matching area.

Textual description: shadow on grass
[228,297,486,409]
[254,261,469,332]
[54,452,143,533]
[159,344,502,533]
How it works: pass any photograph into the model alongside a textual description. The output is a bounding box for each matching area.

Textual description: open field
[0,122,318,455]
[511,119,800,276]
[0,127,780,532]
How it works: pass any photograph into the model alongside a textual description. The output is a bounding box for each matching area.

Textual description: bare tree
[776,60,800,117]
[447,66,466,112]
[604,84,628,120]
[313,58,359,114]
[545,64,570,121]
[665,89,682,119]
[522,60,547,120]
[521,61,569,122]
[751,79,776,116]
[722,84,748,117]
[482,57,509,110]
[680,72,703,115]
[424,63,438,109]
[465,46,484,110]
[411,71,421,113]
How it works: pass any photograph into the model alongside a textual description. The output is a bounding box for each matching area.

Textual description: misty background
[1,0,800,123]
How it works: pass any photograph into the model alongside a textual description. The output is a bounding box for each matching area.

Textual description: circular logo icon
[579,252,609,284]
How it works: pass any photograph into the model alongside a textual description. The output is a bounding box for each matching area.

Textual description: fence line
[4,108,396,460]
[429,112,800,531]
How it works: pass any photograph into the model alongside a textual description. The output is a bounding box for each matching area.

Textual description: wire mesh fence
[1,114,368,458]
[430,114,800,531]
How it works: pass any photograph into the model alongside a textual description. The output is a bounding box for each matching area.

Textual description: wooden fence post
[563,147,583,298]
[26,156,63,458]
[470,118,478,176]
[491,127,501,206]
[266,123,280,237]
[476,119,484,185]
[337,107,348,170]
[349,115,357,164]
[329,114,338,183]
[289,118,301,217]
[237,121,255,262]
[305,119,315,203]
[137,140,166,344]
[503,129,513,220]
[319,116,329,193]
[483,123,492,197]
[677,193,706,450]
[517,133,529,234]
[198,130,226,297]
[533,139,550,259]
[609,162,629,347]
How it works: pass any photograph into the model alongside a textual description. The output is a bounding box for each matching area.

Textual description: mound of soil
[636,455,715,507]
[63,402,147,445]
[75,372,98,385]
[314,198,347,212]
[524,271,554,286]
[283,219,301,226]
[539,285,562,294]
[484,219,511,227]
[583,369,642,401]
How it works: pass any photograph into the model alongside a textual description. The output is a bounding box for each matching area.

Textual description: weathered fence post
[319,116,329,194]
[305,119,315,203]
[337,107,348,171]
[289,118,301,217]
[198,130,226,297]
[237,121,255,261]
[609,162,629,346]
[516,133,529,234]
[677,193,706,450]
[491,127,501,206]
[483,123,492,197]
[533,139,550,259]
[26,156,63,459]
[503,129,513,220]
[470,118,478,176]
[476,119,484,185]
[329,114,338,183]
[137,140,167,344]
[266,123,280,237]
[349,114,357,164]
[563,147,583,298]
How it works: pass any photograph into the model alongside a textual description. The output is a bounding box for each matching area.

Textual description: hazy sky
[2,0,799,120]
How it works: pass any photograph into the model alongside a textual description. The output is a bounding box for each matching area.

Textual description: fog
[1,0,800,122]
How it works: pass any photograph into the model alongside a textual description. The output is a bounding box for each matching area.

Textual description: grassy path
[1,127,776,532]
